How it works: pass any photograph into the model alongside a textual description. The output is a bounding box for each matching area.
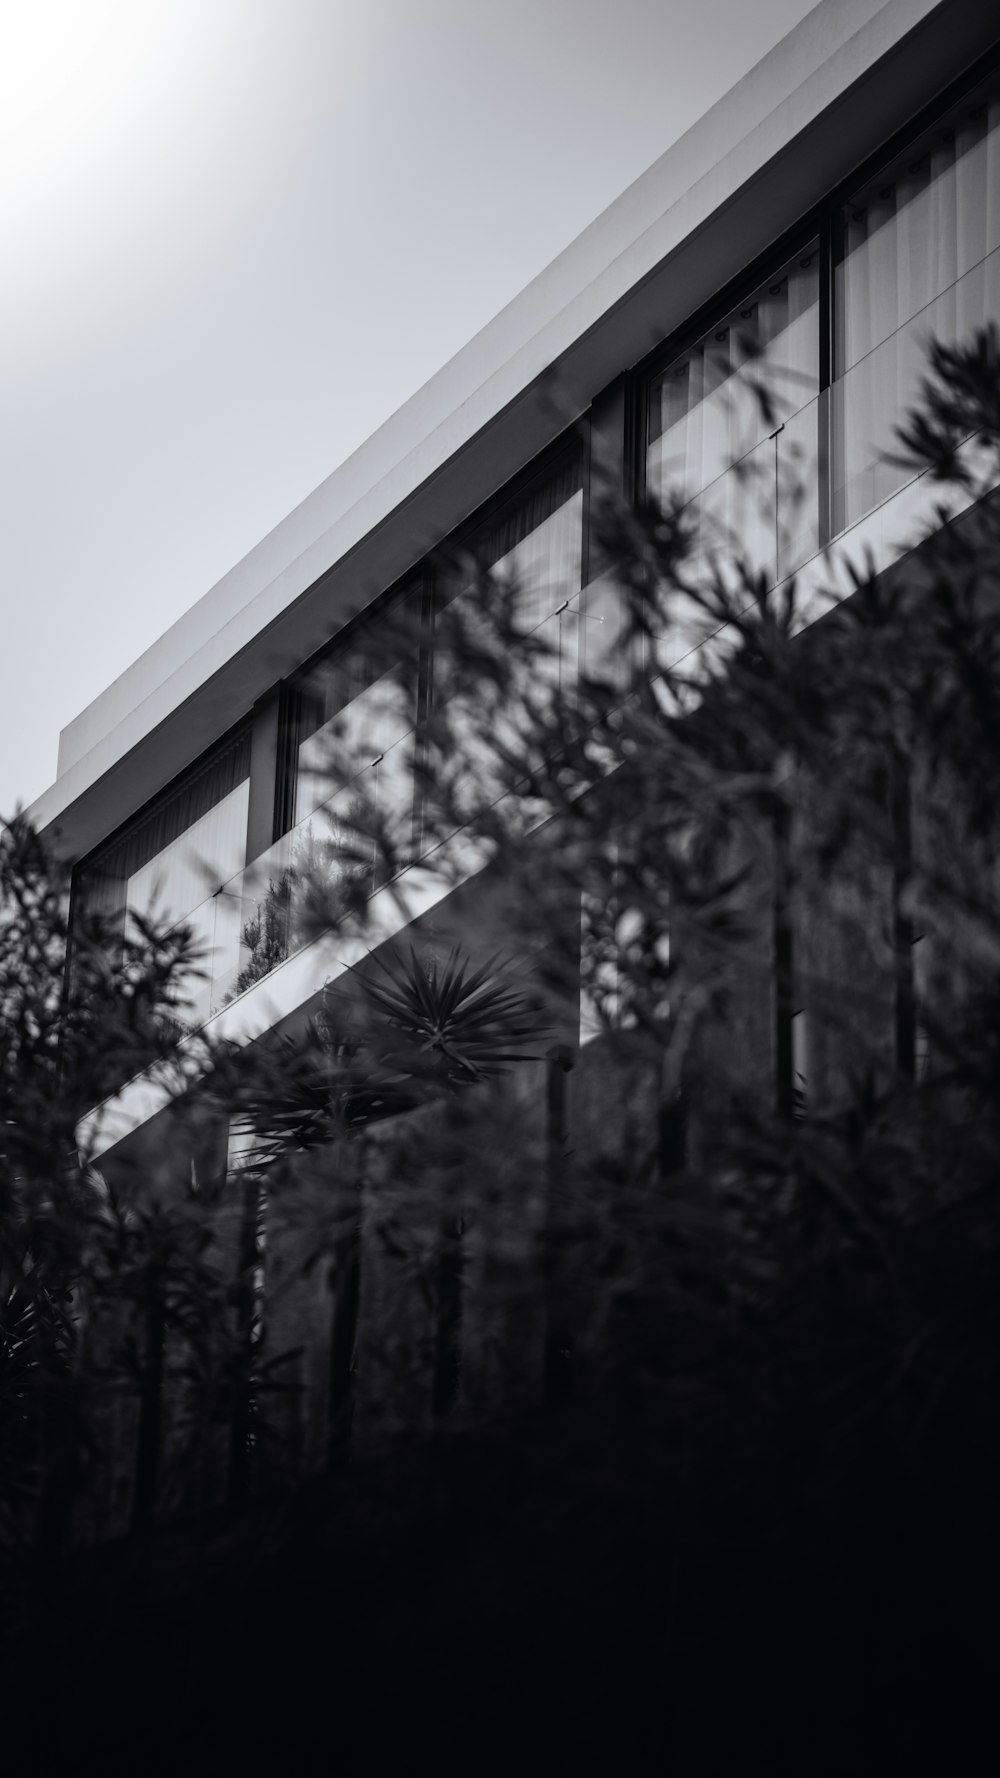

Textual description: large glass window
[249,586,423,960]
[646,246,821,591]
[293,619,417,836]
[433,455,584,819]
[461,454,584,677]
[219,459,584,1010]
[205,619,421,1013]
[833,71,1000,532]
[75,729,252,1026]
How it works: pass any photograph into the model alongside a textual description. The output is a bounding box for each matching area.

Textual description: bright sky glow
[0,2,369,345]
[3,6,208,301]
[0,0,818,823]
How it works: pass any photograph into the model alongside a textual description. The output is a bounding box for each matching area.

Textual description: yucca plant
[356,945,548,1091]
[216,943,549,1165]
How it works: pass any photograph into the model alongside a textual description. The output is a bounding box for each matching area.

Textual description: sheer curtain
[76,728,252,1023]
[490,484,584,688]
[295,656,414,831]
[646,248,820,586]
[290,591,421,913]
[834,78,1000,532]
[473,463,583,712]
[434,460,584,822]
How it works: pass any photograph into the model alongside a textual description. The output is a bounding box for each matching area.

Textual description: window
[646,246,821,589]
[279,454,584,876]
[75,727,252,1025]
[292,615,419,835]
[444,453,584,678]
[833,70,1000,532]
[431,452,584,824]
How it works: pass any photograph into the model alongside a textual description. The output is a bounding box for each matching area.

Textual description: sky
[0,0,818,823]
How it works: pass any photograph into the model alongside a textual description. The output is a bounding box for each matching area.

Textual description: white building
[30,0,1000,1157]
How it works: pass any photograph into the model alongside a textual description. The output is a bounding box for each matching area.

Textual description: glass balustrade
[154,244,1000,1033]
[831,241,1000,535]
[169,723,416,1024]
[433,488,584,832]
[644,391,824,673]
[640,244,1000,675]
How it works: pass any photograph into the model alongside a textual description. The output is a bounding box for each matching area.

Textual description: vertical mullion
[623,370,639,510]
[580,410,592,592]
[818,212,833,394]
[272,682,301,843]
[412,578,436,860]
[773,798,796,1121]
[817,212,834,548]
[244,691,282,865]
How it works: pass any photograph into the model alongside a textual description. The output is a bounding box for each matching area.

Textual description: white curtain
[647,248,820,589]
[491,490,584,688]
[647,249,820,507]
[125,784,249,933]
[441,478,584,823]
[288,670,414,934]
[126,780,250,1021]
[76,729,252,1024]
[295,670,413,830]
[834,82,1000,532]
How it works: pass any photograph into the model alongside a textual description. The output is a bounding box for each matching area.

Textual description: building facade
[21,0,996,1146]
[19,0,1000,1535]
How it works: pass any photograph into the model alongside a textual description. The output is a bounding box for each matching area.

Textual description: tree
[228,321,1000,1761]
[0,797,547,1549]
[4,327,1000,1769]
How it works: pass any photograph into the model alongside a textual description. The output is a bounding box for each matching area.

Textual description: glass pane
[197,732,418,1015]
[75,728,252,1025]
[434,483,584,822]
[778,395,823,581]
[835,80,1000,377]
[832,75,1000,535]
[132,469,583,1023]
[832,241,1000,535]
[687,431,777,581]
[579,576,635,689]
[124,783,250,935]
[295,651,415,830]
[491,491,583,633]
[495,491,584,712]
[647,245,820,509]
[127,780,250,1025]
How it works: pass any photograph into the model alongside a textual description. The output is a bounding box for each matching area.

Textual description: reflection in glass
[435,465,584,821]
[834,76,1000,532]
[491,489,584,697]
[646,247,820,610]
[647,247,820,509]
[75,729,252,1027]
[294,651,415,831]
[200,717,423,1013]
[287,589,422,915]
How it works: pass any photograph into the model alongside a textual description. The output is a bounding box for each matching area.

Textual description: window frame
[73,716,255,925]
[271,428,586,854]
[630,40,1000,522]
[69,716,255,1037]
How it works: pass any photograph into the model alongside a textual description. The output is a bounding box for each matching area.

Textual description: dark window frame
[73,716,254,916]
[631,40,1000,510]
[69,717,255,1042]
[272,427,586,849]
[831,59,1000,382]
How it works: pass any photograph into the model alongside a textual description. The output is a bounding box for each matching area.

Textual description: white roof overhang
[31,0,996,870]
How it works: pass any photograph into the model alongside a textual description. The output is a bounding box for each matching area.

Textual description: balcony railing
[159,253,1000,1030]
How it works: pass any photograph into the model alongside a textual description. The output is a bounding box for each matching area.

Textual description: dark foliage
[4,329,1000,1768]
